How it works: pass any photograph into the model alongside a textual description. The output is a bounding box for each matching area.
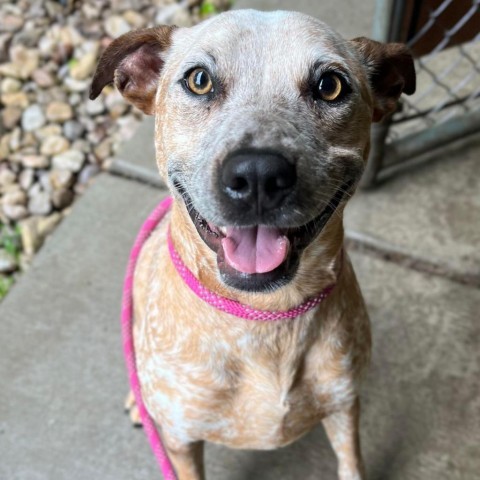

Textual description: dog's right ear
[89,26,176,115]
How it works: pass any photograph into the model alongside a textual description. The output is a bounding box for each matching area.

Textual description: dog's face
[91,10,415,293]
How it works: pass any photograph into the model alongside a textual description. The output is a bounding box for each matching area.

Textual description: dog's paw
[124,390,143,428]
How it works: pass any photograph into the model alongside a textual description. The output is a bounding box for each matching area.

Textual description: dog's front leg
[162,432,205,480]
[322,398,365,480]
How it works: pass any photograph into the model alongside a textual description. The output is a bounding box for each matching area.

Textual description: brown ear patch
[350,37,416,122]
[90,26,176,115]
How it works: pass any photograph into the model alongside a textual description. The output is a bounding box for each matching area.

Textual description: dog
[90,9,415,480]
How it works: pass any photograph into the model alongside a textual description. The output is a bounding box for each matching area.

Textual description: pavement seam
[106,159,479,289]
[107,158,166,189]
[345,230,480,288]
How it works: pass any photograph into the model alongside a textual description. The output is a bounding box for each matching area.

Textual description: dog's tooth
[219,226,227,235]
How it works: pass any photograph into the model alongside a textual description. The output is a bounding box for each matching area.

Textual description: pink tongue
[221,226,289,274]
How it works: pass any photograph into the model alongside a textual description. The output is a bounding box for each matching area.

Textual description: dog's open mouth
[173,181,351,292]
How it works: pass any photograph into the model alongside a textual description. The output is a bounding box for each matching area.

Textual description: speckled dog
[91,9,415,480]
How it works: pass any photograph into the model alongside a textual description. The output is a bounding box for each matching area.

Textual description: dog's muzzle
[172,150,353,292]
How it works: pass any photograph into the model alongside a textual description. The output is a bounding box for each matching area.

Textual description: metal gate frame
[361,0,480,188]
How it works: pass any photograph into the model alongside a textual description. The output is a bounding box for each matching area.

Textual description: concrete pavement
[233,0,375,38]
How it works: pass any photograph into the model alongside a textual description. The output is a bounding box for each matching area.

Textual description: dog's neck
[169,200,344,312]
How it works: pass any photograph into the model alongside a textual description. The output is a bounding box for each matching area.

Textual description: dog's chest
[135,297,356,450]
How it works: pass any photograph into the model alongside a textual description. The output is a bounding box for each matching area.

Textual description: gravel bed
[0,0,230,298]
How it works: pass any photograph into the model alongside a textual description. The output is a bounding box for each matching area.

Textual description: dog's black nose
[221,150,296,212]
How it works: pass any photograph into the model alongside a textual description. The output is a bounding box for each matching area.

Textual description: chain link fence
[362,0,480,187]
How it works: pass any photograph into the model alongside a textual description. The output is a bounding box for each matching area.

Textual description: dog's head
[91,10,415,293]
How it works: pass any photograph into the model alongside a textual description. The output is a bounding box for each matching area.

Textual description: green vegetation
[0,275,14,300]
[0,223,22,300]
[200,0,219,17]
[2,225,21,259]
[1,224,22,260]
[68,58,79,69]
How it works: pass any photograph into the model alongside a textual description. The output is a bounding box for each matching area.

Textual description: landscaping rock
[123,10,146,28]
[21,132,37,149]
[93,139,112,161]
[85,97,106,116]
[35,124,63,141]
[82,3,101,20]
[1,107,22,130]
[0,140,9,162]
[0,33,11,63]
[0,168,16,188]
[63,77,89,93]
[32,68,55,88]
[18,217,40,256]
[51,188,74,209]
[21,104,46,131]
[70,52,97,81]
[0,14,24,33]
[2,190,27,207]
[28,182,42,198]
[9,128,22,151]
[1,91,29,108]
[37,171,52,194]
[8,45,40,79]
[2,204,28,221]
[40,135,70,156]
[104,15,131,38]
[77,164,100,186]
[0,249,17,274]
[171,7,194,27]
[63,120,85,141]
[28,190,52,216]
[50,169,74,190]
[19,169,35,191]
[52,149,85,172]
[14,25,43,48]
[0,78,22,94]
[21,155,49,169]
[45,101,73,122]
[19,213,61,256]
[105,90,128,118]
[71,139,90,154]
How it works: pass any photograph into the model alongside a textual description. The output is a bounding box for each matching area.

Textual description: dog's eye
[186,68,214,95]
[317,73,343,101]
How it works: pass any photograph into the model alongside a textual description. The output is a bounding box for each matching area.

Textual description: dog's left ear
[90,26,176,115]
[350,37,416,122]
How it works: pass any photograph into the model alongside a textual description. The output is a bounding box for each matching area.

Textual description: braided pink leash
[121,196,177,480]
[121,196,336,479]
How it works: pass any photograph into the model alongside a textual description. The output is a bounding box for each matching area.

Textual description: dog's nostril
[265,177,280,194]
[229,176,248,192]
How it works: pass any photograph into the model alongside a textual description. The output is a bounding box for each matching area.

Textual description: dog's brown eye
[187,68,213,95]
[317,73,342,101]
